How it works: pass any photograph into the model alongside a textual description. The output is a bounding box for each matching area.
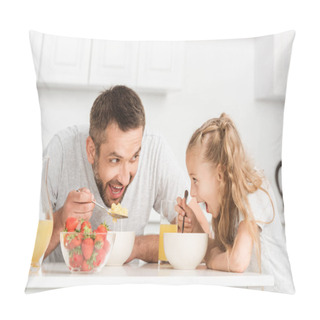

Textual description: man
[44,85,193,263]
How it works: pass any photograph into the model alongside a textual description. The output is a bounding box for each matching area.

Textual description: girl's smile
[186,147,221,218]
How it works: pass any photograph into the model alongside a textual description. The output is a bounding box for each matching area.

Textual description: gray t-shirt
[45,125,189,262]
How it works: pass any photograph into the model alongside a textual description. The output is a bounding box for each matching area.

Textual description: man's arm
[125,235,159,263]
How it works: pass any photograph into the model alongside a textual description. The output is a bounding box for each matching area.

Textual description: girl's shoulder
[248,179,276,228]
[239,174,276,228]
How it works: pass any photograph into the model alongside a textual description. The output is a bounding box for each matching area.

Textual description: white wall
[38,37,287,228]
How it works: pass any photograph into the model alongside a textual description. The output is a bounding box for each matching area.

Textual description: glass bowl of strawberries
[60,217,115,273]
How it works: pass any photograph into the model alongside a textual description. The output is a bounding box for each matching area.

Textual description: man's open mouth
[108,184,125,199]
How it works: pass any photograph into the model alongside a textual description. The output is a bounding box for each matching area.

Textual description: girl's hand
[175,196,196,233]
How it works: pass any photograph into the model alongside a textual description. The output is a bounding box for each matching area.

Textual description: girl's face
[186,148,222,218]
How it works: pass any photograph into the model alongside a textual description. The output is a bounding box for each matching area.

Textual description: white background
[0,0,319,319]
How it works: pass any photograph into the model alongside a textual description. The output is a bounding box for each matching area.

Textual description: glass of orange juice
[30,157,53,273]
[158,200,178,264]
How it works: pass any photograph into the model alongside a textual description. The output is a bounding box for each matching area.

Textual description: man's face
[88,123,143,207]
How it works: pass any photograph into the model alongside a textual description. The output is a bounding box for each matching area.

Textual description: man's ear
[86,136,96,164]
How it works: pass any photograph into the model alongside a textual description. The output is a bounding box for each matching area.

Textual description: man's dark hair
[89,85,145,152]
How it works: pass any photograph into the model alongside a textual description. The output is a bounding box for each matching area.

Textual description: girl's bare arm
[205,221,257,273]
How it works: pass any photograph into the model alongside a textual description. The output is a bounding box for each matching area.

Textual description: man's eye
[110,158,119,163]
[131,154,139,161]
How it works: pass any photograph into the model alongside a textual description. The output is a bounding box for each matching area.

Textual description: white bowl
[164,233,208,270]
[106,231,135,266]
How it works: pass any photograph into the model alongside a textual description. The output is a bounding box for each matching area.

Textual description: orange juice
[31,219,53,269]
[158,224,177,262]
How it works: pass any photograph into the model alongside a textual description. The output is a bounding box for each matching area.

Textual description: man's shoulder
[142,126,167,147]
[55,124,88,141]
[47,125,89,148]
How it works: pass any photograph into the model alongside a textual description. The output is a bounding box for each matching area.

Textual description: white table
[26,261,274,293]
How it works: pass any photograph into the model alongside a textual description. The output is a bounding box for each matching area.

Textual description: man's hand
[59,187,95,227]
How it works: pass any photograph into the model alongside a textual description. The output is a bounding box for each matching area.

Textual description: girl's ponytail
[218,113,264,270]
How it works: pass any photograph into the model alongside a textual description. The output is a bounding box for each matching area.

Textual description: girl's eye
[192,177,198,184]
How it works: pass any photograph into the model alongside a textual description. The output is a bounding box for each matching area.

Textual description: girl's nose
[190,184,196,198]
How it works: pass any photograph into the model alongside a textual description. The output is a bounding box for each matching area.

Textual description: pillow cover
[26,30,295,294]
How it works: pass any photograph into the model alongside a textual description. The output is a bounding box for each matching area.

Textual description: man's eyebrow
[107,147,141,159]
[107,152,123,158]
[134,146,142,155]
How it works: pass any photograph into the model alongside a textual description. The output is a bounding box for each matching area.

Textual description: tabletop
[26,261,274,293]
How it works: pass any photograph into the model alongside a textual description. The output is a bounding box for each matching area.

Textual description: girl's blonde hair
[187,113,274,271]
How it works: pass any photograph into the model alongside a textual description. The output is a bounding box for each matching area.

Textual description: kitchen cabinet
[137,41,185,91]
[254,32,293,101]
[29,31,43,78]
[36,33,185,92]
[38,34,91,86]
[89,40,139,87]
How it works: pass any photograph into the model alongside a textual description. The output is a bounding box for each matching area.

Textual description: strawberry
[95,222,108,234]
[80,220,92,234]
[65,217,79,232]
[81,259,92,272]
[69,233,82,249]
[63,233,70,248]
[69,247,83,268]
[93,249,106,267]
[81,237,94,260]
[94,234,105,250]
[94,222,109,241]
[63,232,82,249]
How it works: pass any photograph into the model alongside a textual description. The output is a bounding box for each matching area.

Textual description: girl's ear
[86,136,96,164]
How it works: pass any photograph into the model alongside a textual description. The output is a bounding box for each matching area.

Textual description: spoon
[92,200,128,220]
[75,190,128,220]
[181,190,188,233]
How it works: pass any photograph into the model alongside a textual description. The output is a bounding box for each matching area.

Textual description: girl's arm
[205,221,258,273]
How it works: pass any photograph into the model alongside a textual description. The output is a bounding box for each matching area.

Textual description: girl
[176,113,294,293]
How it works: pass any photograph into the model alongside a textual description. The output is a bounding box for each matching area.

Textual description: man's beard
[92,160,131,208]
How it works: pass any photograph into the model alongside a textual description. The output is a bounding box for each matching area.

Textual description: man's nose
[117,162,131,186]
